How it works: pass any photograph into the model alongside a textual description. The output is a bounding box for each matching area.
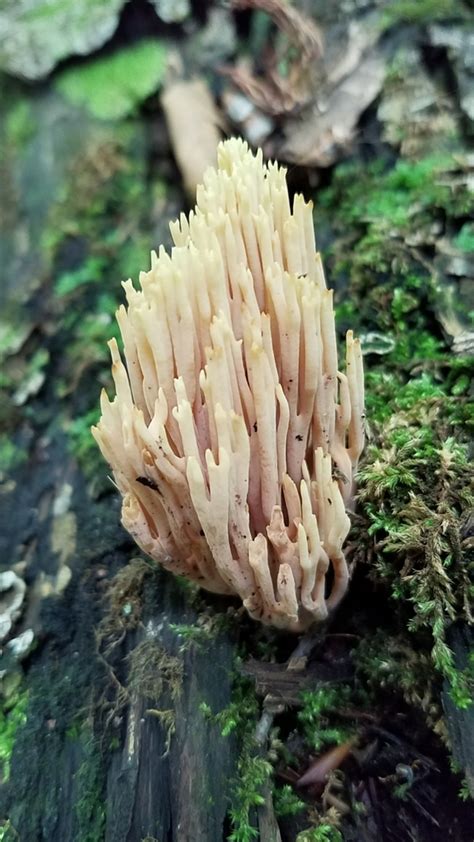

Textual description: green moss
[126,639,183,755]
[296,827,343,842]
[200,674,258,738]
[273,784,305,817]
[447,651,474,711]
[321,154,465,230]
[325,145,474,745]
[117,235,153,282]
[298,686,353,752]
[365,370,444,426]
[101,559,155,643]
[0,691,29,782]
[54,256,107,297]
[169,605,235,653]
[4,590,107,838]
[0,820,19,841]
[74,727,106,842]
[459,779,473,801]
[319,153,471,351]
[356,366,474,708]
[354,633,443,731]
[67,408,100,476]
[228,750,273,842]
[4,99,36,147]
[0,436,27,475]
[62,296,120,362]
[55,40,168,120]
[381,0,462,28]
[200,672,272,840]
[169,622,217,653]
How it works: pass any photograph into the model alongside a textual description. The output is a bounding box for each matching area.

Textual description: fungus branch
[93,139,365,631]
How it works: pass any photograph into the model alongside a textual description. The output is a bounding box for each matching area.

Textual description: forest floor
[0,1,473,841]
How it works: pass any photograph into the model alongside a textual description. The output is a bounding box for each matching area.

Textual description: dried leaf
[161,78,222,198]
[223,1,390,164]
[297,739,355,787]
[233,0,323,61]
[278,50,387,167]
[222,0,323,117]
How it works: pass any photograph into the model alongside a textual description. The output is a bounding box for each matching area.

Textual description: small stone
[151,0,190,24]
[6,628,35,661]
[52,482,73,517]
[0,571,26,642]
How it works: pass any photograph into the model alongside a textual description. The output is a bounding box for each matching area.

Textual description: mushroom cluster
[93,139,365,631]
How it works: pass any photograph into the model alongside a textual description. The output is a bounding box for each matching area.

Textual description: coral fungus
[93,139,365,630]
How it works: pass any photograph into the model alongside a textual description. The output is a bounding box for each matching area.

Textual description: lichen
[0,0,126,80]
[453,223,474,254]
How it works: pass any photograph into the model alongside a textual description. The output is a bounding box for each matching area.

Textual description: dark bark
[1,2,473,841]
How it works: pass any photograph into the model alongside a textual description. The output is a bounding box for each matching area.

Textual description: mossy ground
[0,10,472,842]
[0,77,178,840]
[188,141,474,841]
[317,145,473,701]
[0,689,28,783]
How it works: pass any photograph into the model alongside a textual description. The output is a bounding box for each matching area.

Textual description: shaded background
[0,1,473,841]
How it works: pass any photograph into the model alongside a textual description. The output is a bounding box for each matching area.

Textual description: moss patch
[356,376,473,708]
[0,690,29,783]
[380,0,464,29]
[4,99,36,147]
[55,39,168,120]
[128,639,183,704]
[316,137,474,743]
[39,127,165,488]
[74,726,106,842]
[128,639,184,753]
[320,151,472,363]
